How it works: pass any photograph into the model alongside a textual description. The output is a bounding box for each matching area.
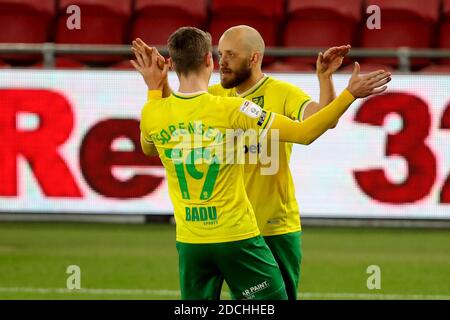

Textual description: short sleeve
[284,84,312,121]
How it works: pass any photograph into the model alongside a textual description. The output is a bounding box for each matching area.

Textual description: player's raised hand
[316,44,351,77]
[131,38,165,72]
[346,62,391,98]
[134,38,166,69]
[130,39,168,91]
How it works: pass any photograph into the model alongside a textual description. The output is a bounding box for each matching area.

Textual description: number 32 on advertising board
[353,92,450,204]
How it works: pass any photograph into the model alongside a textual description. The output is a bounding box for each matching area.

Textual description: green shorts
[263,231,302,300]
[176,235,288,300]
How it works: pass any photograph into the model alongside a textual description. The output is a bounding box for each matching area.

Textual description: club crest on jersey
[252,96,264,108]
[240,100,262,118]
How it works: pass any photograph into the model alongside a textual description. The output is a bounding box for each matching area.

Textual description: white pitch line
[299,292,450,300]
[0,287,449,300]
[0,287,181,296]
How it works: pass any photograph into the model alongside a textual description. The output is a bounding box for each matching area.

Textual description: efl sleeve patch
[257,110,267,126]
[239,100,262,119]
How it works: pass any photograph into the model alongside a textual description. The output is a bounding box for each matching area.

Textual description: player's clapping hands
[316,45,351,77]
[130,38,168,91]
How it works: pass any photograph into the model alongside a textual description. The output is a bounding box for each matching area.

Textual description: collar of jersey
[237,74,269,98]
[172,91,207,99]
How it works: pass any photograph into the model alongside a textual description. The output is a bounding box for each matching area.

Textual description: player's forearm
[146,84,171,100]
[272,89,355,145]
[145,78,172,99]
[305,74,339,127]
[318,74,337,108]
[162,78,173,98]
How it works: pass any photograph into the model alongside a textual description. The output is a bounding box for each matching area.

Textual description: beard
[220,60,252,89]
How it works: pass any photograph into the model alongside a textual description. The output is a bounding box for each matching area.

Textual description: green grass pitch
[0,221,449,300]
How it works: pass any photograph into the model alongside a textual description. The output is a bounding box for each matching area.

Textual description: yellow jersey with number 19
[208,76,312,236]
[140,91,274,244]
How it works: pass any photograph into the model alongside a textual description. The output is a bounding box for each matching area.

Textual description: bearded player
[133,26,376,300]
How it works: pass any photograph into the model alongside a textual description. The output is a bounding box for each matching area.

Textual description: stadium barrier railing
[1,43,450,72]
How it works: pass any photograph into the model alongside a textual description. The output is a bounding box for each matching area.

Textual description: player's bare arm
[132,43,168,157]
[302,45,352,127]
[271,63,391,145]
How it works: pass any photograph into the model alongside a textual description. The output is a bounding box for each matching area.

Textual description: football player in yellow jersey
[134,27,390,300]
[133,29,350,299]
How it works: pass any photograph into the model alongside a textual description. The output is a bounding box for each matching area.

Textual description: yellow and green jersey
[209,76,312,236]
[140,91,274,244]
